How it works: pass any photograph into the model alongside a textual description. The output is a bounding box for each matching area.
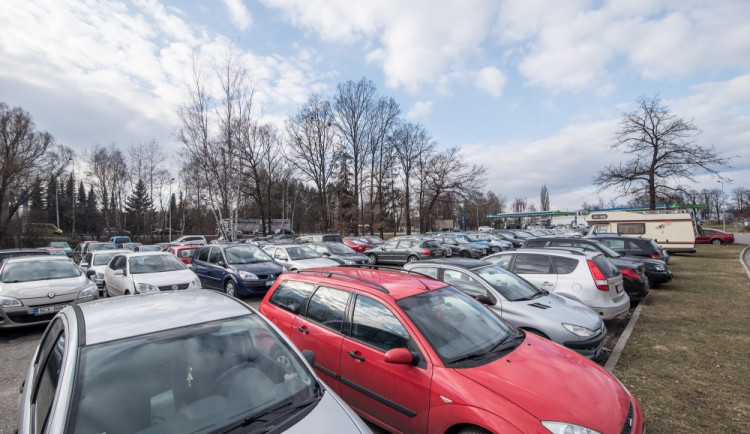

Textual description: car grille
[620,402,635,434]
[6,312,56,324]
[158,283,190,291]
[256,273,282,280]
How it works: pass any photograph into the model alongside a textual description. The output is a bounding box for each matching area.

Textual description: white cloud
[475,66,507,97]
[222,0,253,31]
[406,101,433,119]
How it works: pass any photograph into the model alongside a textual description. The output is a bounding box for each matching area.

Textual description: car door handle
[348,350,365,361]
[297,325,309,334]
[541,282,554,286]
[19,380,24,393]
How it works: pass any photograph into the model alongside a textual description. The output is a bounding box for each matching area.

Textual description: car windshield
[93,251,119,266]
[286,246,321,260]
[472,265,543,301]
[139,245,162,252]
[129,254,187,274]
[453,235,472,244]
[89,243,116,251]
[1,259,81,283]
[49,242,70,248]
[325,243,356,255]
[225,246,272,264]
[67,315,319,434]
[176,248,197,258]
[397,286,516,367]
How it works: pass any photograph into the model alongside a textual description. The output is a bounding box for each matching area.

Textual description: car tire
[711,238,722,245]
[407,255,419,263]
[270,345,293,371]
[460,250,470,258]
[224,280,237,297]
[368,253,378,264]
[457,426,491,434]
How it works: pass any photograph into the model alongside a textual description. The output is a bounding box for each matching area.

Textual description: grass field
[613,244,749,433]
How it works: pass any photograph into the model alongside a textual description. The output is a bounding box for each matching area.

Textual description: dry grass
[613,244,750,433]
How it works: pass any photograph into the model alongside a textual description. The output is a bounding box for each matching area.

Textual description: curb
[604,301,645,373]
[741,245,750,279]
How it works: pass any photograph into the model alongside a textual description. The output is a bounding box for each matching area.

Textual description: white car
[79,250,120,295]
[173,235,208,245]
[262,244,339,271]
[484,248,630,320]
[104,251,201,296]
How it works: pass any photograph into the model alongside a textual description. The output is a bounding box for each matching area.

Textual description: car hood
[131,269,198,285]
[288,258,340,268]
[284,390,370,433]
[230,261,284,274]
[1,275,88,299]
[457,334,631,433]
[519,293,602,330]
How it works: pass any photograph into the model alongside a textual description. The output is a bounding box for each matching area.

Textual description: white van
[585,210,697,253]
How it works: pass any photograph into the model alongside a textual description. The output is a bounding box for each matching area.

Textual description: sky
[1,0,748,212]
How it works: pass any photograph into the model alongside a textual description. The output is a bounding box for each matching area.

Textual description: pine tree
[125,179,153,236]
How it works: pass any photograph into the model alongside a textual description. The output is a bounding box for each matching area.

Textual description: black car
[293,233,344,244]
[190,244,285,296]
[432,235,485,258]
[589,235,672,285]
[306,241,371,265]
[0,248,51,264]
[365,237,445,265]
[521,237,656,303]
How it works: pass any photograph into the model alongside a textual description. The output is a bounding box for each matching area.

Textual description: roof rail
[526,247,587,256]
[292,269,390,293]
[337,264,434,290]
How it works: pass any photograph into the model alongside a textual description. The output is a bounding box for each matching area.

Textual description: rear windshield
[422,240,442,249]
[591,254,620,278]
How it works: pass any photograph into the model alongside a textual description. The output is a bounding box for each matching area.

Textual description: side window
[196,247,209,262]
[398,240,416,249]
[551,256,579,274]
[351,295,410,352]
[32,327,66,434]
[513,254,553,274]
[382,240,398,249]
[443,269,486,297]
[274,249,288,260]
[600,239,626,250]
[409,266,438,279]
[304,286,349,332]
[82,253,92,264]
[108,255,122,270]
[488,254,513,270]
[208,248,223,265]
[311,245,326,254]
[268,280,316,314]
[617,223,645,235]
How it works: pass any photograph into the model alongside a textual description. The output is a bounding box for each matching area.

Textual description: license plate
[434,252,443,257]
[34,304,68,316]
[265,280,275,286]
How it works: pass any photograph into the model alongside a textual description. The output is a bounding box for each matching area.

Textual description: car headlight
[136,283,159,293]
[653,264,666,271]
[190,278,202,289]
[343,259,355,265]
[238,271,258,280]
[562,323,597,337]
[0,296,23,308]
[78,284,97,299]
[95,272,104,279]
[542,421,602,434]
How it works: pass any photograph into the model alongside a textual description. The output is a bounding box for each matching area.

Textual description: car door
[204,247,227,289]
[289,285,350,395]
[106,255,129,296]
[511,253,558,291]
[340,294,431,433]
[377,240,399,263]
[395,240,417,263]
[26,319,66,434]
[695,229,711,244]
[190,247,212,287]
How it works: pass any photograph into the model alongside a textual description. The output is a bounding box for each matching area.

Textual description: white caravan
[585,210,697,253]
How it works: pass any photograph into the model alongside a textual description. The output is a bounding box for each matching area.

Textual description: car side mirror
[474,294,496,306]
[80,262,89,268]
[301,349,315,365]
[114,269,125,276]
[384,347,413,364]
[186,263,193,270]
[217,260,226,267]
[86,269,96,280]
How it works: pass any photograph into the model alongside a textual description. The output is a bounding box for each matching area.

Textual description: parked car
[262,244,339,271]
[121,242,142,251]
[133,244,162,252]
[17,290,371,434]
[40,247,67,256]
[440,232,494,255]
[0,256,97,329]
[492,230,525,247]
[432,235,485,258]
[79,250,120,296]
[484,248,630,320]
[307,242,372,265]
[22,222,63,235]
[73,241,116,264]
[404,259,607,359]
[152,227,182,236]
[294,233,345,244]
[589,234,670,263]
[469,232,514,251]
[173,234,208,245]
[191,244,285,296]
[259,267,644,434]
[343,237,372,253]
[695,228,735,245]
[365,237,445,265]
[47,241,73,257]
[165,244,201,264]
[103,251,201,297]
[360,235,385,246]
[109,235,132,248]
[521,237,656,301]
[0,249,52,264]
[102,227,131,237]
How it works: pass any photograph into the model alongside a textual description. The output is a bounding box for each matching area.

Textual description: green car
[48,241,73,257]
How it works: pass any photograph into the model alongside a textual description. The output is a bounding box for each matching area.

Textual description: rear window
[551,256,579,274]
[422,240,441,249]
[268,280,315,314]
[513,254,552,274]
[591,255,620,278]
[322,234,343,243]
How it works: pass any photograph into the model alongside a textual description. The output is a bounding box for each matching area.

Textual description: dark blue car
[190,244,284,296]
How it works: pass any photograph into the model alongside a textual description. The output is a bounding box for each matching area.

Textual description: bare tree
[540,184,550,211]
[0,102,72,239]
[86,143,128,230]
[365,96,400,234]
[393,121,433,234]
[594,95,730,209]
[285,94,339,231]
[240,123,283,234]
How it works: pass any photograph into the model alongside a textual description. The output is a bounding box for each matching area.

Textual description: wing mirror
[301,349,315,365]
[474,294,496,306]
[114,269,125,276]
[384,347,413,364]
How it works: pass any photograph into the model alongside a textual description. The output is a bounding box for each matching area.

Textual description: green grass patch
[614,244,750,433]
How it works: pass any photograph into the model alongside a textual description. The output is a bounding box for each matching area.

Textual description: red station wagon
[259,266,644,434]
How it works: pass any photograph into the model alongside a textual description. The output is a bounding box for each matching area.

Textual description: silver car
[262,244,339,271]
[17,290,372,434]
[405,259,607,359]
[306,242,372,265]
[485,248,630,320]
[0,256,97,329]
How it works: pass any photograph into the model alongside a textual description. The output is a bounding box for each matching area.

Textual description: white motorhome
[585,210,697,253]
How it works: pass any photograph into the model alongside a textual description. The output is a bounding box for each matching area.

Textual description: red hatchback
[344,237,372,254]
[259,266,644,434]
[165,244,200,264]
[696,228,735,245]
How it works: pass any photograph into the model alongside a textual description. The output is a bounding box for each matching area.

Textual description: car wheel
[711,238,722,245]
[270,345,293,371]
[224,280,237,297]
[460,250,470,258]
[457,425,491,434]
[368,253,378,264]
[407,255,419,263]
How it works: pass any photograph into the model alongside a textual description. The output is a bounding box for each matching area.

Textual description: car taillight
[422,249,431,255]
[650,253,661,259]
[587,259,610,291]
[620,268,640,279]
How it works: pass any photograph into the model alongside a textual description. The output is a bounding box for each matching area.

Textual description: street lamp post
[169,178,175,242]
[71,158,76,238]
[717,179,732,232]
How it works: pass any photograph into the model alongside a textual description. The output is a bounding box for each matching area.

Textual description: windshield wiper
[220,386,323,434]
[486,330,525,354]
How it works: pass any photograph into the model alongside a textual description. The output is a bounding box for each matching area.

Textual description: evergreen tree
[125,179,153,236]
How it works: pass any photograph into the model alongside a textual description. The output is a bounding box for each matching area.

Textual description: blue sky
[1,0,748,211]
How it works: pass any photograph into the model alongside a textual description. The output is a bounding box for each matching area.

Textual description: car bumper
[0,295,96,329]
[237,278,280,296]
[562,324,608,359]
[591,296,631,320]
[622,276,650,301]
[646,269,672,285]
